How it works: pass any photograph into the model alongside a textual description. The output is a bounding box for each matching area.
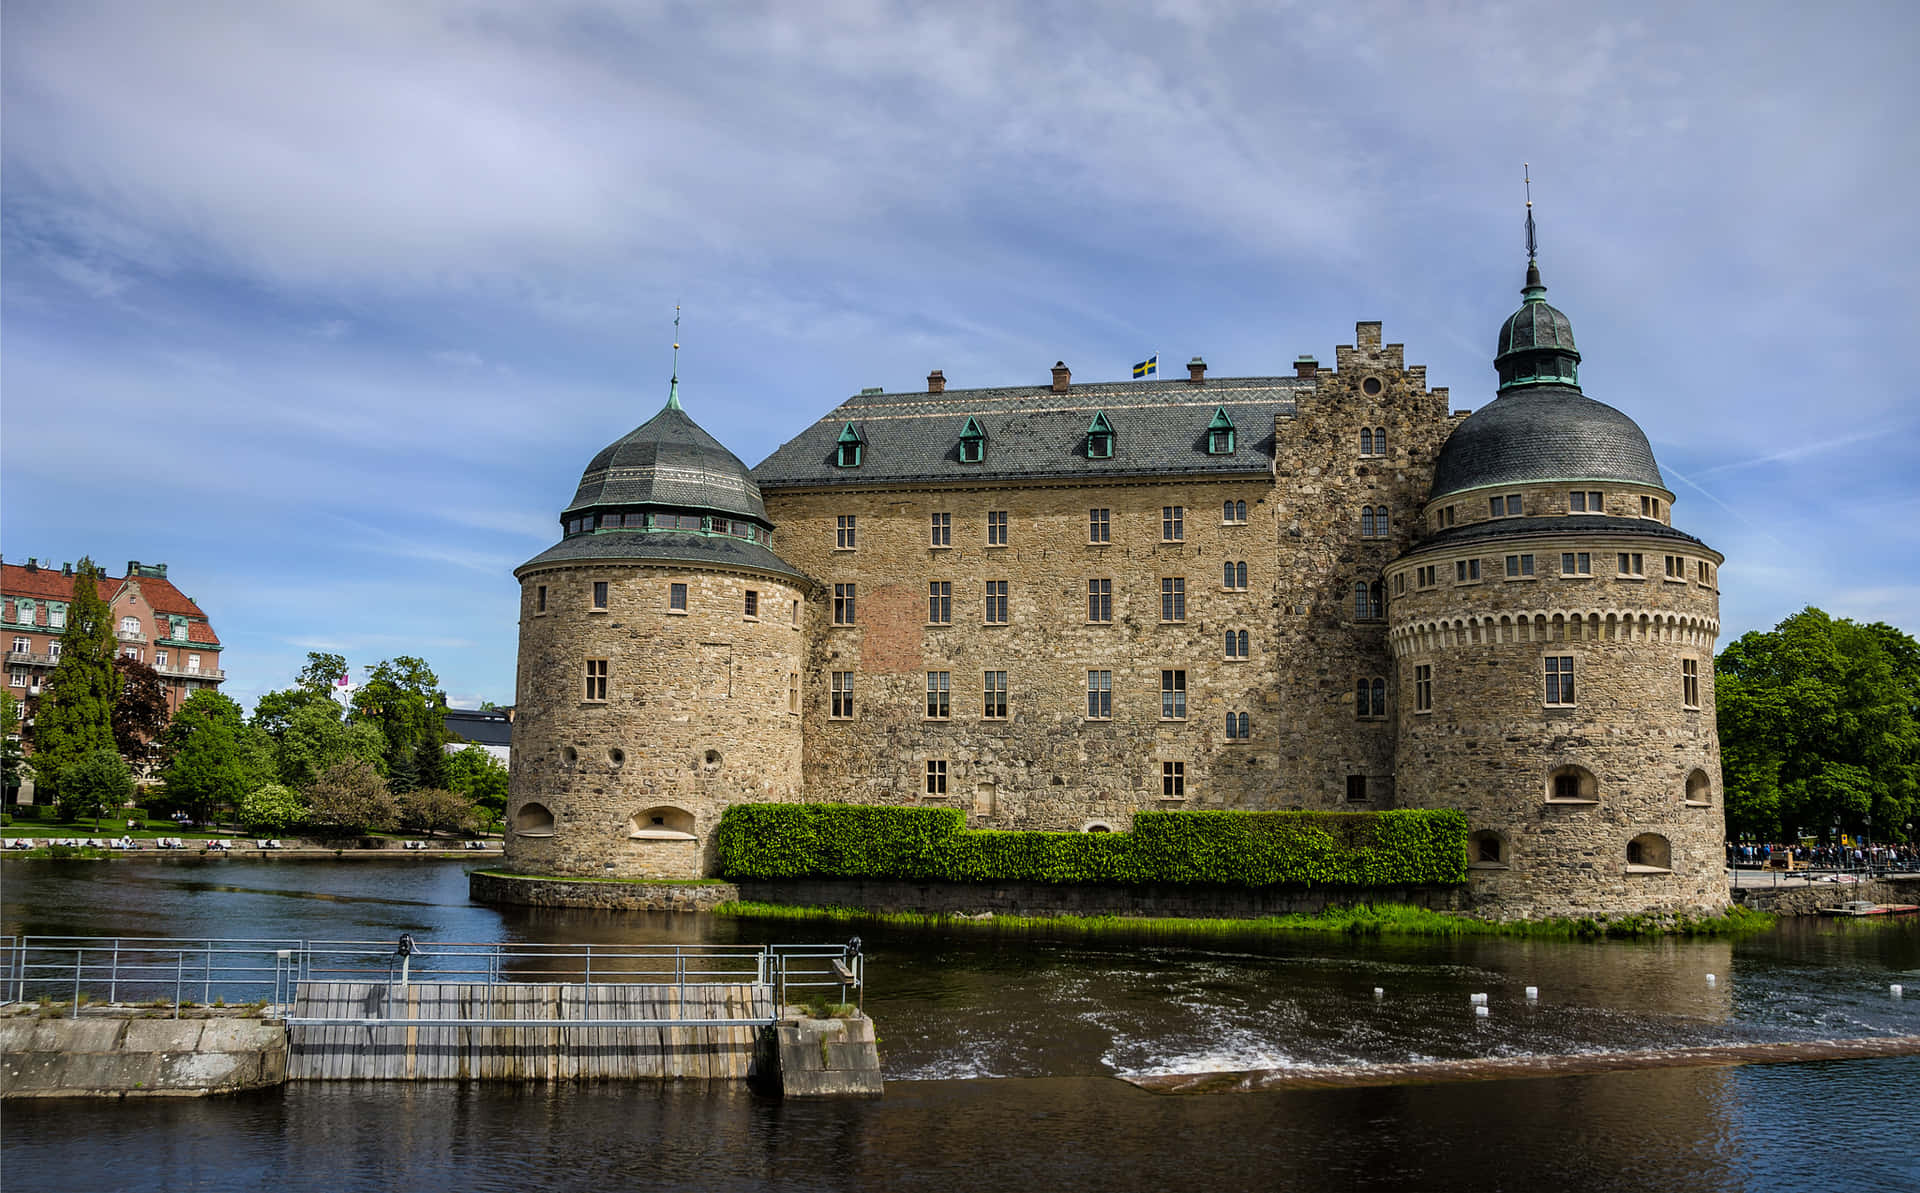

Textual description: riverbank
[5,843,500,861]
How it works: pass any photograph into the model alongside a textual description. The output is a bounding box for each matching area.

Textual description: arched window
[1369,581,1384,619]
[1223,560,1247,590]
[1353,582,1370,619]
[1355,678,1386,718]
[1360,428,1374,455]
[1468,830,1507,868]
[1373,506,1389,536]
[1626,833,1672,871]
[1684,769,1712,805]
[1224,629,1249,659]
[512,802,555,837]
[1224,710,1250,739]
[1361,507,1375,537]
[630,805,697,840]
[1374,426,1387,454]
[1547,764,1597,802]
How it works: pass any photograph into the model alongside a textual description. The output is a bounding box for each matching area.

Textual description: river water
[5,858,1918,1192]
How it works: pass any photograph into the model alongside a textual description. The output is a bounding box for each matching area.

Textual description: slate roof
[444,709,513,748]
[751,376,1307,488]
[515,530,812,585]
[1399,514,1712,559]
[564,403,769,523]
[1429,385,1664,500]
[1496,296,1578,364]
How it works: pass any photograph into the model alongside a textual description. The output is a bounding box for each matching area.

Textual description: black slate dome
[564,399,768,523]
[1429,384,1665,500]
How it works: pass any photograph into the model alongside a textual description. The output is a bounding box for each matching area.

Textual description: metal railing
[0,936,865,1025]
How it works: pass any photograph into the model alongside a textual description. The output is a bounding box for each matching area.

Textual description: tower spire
[1523,164,1544,296]
[666,304,683,410]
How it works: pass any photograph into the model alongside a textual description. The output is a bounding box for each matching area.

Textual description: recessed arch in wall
[702,749,722,770]
[1626,833,1672,872]
[1081,821,1115,834]
[1546,764,1597,803]
[561,746,578,765]
[512,802,555,837]
[1684,769,1711,806]
[629,805,697,841]
[1467,829,1510,869]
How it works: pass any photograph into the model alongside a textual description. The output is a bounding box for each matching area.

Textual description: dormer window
[958,416,986,464]
[1206,407,1236,455]
[1085,411,1114,459]
[835,421,864,468]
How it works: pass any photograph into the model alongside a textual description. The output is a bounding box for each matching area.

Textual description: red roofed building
[3,557,225,718]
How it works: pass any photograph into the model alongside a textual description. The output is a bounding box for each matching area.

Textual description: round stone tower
[1387,251,1726,919]
[506,380,811,879]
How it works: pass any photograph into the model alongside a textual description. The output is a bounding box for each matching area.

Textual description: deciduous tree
[304,757,398,835]
[446,744,508,826]
[159,690,252,824]
[397,786,477,837]
[112,657,170,771]
[237,784,309,835]
[56,748,134,827]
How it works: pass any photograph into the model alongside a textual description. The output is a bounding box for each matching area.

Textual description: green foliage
[446,744,508,822]
[296,651,348,697]
[396,786,477,836]
[1,690,24,799]
[350,656,447,760]
[415,738,451,792]
[158,691,252,824]
[32,560,119,802]
[272,699,384,790]
[1718,608,1920,841]
[304,757,398,835]
[715,804,1469,888]
[385,737,419,795]
[54,748,134,824]
[237,784,309,834]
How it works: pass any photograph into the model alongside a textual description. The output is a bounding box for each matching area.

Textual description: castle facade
[505,252,1727,919]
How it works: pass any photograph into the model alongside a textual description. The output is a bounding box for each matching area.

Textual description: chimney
[25,558,37,571]
[128,560,140,578]
[1187,356,1207,384]
[1050,361,1071,393]
[1294,355,1318,379]
[927,370,946,394]
[62,562,72,576]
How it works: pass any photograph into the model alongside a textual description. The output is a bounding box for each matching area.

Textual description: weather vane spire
[1522,163,1544,295]
[666,304,683,410]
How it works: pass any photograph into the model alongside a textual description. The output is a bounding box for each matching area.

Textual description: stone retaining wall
[0,1010,286,1098]
[470,870,740,911]
[1732,876,1920,917]
[736,877,1467,919]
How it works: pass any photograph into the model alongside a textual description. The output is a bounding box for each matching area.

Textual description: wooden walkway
[287,981,773,1081]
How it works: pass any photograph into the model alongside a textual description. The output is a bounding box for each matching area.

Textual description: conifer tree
[32,559,118,803]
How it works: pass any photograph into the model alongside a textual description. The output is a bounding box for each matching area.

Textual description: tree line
[1,559,507,836]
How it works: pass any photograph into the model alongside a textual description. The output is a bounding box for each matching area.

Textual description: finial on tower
[1522,163,1544,296]
[666,304,683,410]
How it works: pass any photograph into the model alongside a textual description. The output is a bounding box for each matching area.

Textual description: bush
[238,784,309,835]
[54,749,135,824]
[304,758,398,835]
[1,813,10,826]
[715,804,1469,888]
[396,787,478,837]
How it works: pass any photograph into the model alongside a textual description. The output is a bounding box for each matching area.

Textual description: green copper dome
[1494,261,1581,392]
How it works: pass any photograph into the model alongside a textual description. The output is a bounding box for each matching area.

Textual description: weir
[0,936,882,1098]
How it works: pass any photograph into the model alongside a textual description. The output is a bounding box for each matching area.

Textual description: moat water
[5,858,1918,1192]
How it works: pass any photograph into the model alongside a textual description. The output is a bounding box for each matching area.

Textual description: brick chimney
[25,558,37,571]
[1294,355,1318,379]
[1050,361,1071,393]
[1187,356,1207,384]
[927,369,946,394]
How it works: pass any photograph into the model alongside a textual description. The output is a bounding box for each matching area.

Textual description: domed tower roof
[1493,260,1581,392]
[516,378,806,583]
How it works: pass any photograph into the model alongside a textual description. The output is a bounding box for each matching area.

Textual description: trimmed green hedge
[715,804,1468,888]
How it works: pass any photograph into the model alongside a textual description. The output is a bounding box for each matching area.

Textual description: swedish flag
[1132,355,1158,379]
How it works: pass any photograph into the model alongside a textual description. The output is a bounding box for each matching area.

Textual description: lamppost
[1833,814,1843,879]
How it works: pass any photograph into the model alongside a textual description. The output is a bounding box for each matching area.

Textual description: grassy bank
[715,899,1777,939]
[471,869,731,887]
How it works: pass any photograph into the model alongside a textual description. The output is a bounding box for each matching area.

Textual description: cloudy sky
[4,1,1915,711]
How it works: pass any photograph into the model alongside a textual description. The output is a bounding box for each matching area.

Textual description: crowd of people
[1727,841,1920,874]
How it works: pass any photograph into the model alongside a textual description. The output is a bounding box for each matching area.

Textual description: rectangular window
[984,580,1009,625]
[926,759,948,796]
[1394,573,1406,596]
[8,669,22,687]
[1641,495,1661,519]
[1346,775,1369,803]
[833,584,856,625]
[930,512,951,548]
[1224,711,1249,741]
[986,510,1008,547]
[49,642,61,660]
[536,585,548,613]
[926,671,951,719]
[1618,552,1645,577]
[584,658,608,702]
[1089,508,1111,544]
[669,582,688,612]
[1087,579,1112,623]
[1223,561,1247,591]
[1505,553,1535,578]
[836,514,857,550]
[1570,490,1603,513]
[1160,670,1187,719]
[154,650,167,668]
[1414,663,1433,712]
[983,671,1008,719]
[1698,560,1714,585]
[1490,494,1522,518]
[1224,629,1249,659]
[50,607,65,628]
[1086,670,1111,719]
[592,580,609,609]
[1433,505,1456,531]
[1162,506,1184,542]
[1665,555,1685,579]
[1683,658,1700,709]
[9,636,25,654]
[1355,677,1386,718]
[928,581,952,625]
[1562,551,1592,576]
[788,672,800,713]
[188,654,201,672]
[830,672,855,718]
[1162,761,1186,798]
[1455,559,1481,583]
[1545,656,1575,705]
[1160,577,1186,622]
[1416,565,1437,588]
[791,599,801,627]
[744,590,759,618]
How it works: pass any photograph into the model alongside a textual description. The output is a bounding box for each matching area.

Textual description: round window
[1362,377,1383,397]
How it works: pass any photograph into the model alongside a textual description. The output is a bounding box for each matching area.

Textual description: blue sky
[4,1,1915,712]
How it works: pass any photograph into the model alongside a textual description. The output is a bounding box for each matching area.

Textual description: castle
[504,241,1728,919]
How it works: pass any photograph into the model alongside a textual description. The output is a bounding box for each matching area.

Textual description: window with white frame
[928,581,952,625]
[836,514,857,550]
[1087,579,1112,623]
[1160,577,1185,622]
[1162,506,1184,542]
[1160,670,1186,719]
[1086,670,1111,719]
[930,512,951,547]
[986,510,1009,547]
[926,671,950,719]
[982,671,1008,719]
[926,759,948,796]
[830,672,855,718]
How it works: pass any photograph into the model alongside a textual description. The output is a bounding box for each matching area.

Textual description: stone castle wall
[506,561,807,878]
